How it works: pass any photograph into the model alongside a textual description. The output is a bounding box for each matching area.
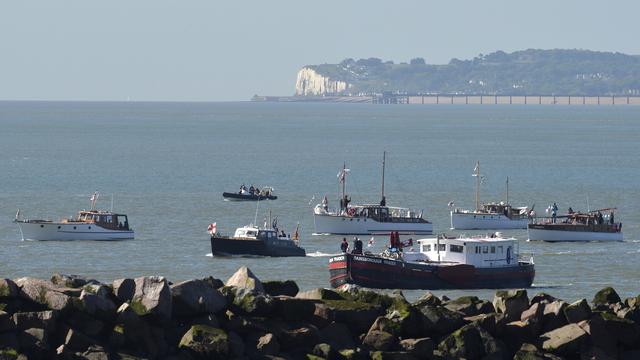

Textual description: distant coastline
[252,94,640,105]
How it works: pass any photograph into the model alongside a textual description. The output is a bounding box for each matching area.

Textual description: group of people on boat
[239,184,270,196]
[340,236,363,255]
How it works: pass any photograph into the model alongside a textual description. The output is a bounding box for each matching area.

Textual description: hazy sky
[1,0,638,101]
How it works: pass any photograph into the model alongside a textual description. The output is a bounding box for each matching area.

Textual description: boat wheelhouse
[14,192,134,241]
[450,162,530,230]
[329,233,534,290]
[210,223,305,257]
[527,208,623,242]
[314,153,432,235]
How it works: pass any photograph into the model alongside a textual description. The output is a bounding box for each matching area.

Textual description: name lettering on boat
[354,256,397,265]
[330,256,345,263]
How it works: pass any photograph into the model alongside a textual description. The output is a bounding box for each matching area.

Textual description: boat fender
[506,247,512,264]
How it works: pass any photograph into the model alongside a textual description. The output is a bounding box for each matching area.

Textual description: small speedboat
[13,192,134,241]
[329,233,534,290]
[210,222,304,257]
[223,186,277,201]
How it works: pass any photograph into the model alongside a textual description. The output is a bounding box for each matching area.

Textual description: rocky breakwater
[0,269,639,360]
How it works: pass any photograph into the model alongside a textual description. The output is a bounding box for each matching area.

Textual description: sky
[1,0,638,101]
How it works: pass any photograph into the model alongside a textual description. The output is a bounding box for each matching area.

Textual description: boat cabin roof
[417,234,516,245]
[78,210,127,217]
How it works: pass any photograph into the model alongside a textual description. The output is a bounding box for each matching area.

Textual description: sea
[1,101,638,303]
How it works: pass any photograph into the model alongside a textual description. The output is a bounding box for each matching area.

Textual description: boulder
[179,325,229,359]
[399,337,433,358]
[12,310,58,332]
[444,296,494,316]
[323,299,383,334]
[563,298,591,323]
[277,325,320,351]
[170,278,227,317]
[81,283,112,298]
[539,323,588,356]
[112,278,135,303]
[529,293,557,306]
[418,304,466,335]
[50,274,96,288]
[591,312,640,347]
[0,279,19,298]
[63,328,96,352]
[226,266,264,293]
[438,323,486,359]
[501,320,539,353]
[541,300,568,332]
[385,297,424,338]
[465,312,503,337]
[493,289,529,322]
[65,312,105,337]
[319,322,355,350]
[625,295,640,308]
[229,287,275,316]
[368,316,401,337]
[15,277,73,311]
[296,288,344,300]
[363,330,397,351]
[412,292,442,307]
[131,276,172,322]
[617,306,640,323]
[18,327,49,358]
[513,343,564,360]
[0,311,15,332]
[592,287,621,309]
[520,302,545,334]
[272,296,320,322]
[79,289,117,321]
[263,280,299,297]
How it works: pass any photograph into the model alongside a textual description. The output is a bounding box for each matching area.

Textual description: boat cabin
[334,204,427,223]
[76,210,130,230]
[233,226,293,241]
[413,235,520,268]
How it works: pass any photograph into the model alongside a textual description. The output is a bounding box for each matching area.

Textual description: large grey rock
[226,266,264,293]
[413,292,442,307]
[541,300,568,332]
[12,310,58,332]
[444,296,494,316]
[540,323,588,356]
[272,296,321,322]
[179,325,229,359]
[19,327,50,358]
[323,299,383,334]
[79,289,117,321]
[112,278,135,303]
[50,274,96,288]
[263,280,299,297]
[0,279,19,298]
[564,298,591,323]
[363,330,397,351]
[418,304,466,335]
[131,276,172,322]
[529,293,557,306]
[228,287,275,316]
[171,278,227,316]
[296,288,344,300]
[493,289,529,322]
[438,323,486,359]
[592,287,621,309]
[520,302,545,335]
[277,325,320,352]
[15,277,73,311]
[319,322,355,350]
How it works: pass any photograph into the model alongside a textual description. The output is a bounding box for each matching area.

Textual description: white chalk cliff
[295,67,349,96]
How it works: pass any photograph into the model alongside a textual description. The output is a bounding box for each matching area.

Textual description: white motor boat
[313,152,433,235]
[527,208,623,242]
[14,192,134,241]
[450,161,530,230]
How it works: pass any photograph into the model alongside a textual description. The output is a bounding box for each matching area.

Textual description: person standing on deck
[552,202,558,224]
[340,238,349,253]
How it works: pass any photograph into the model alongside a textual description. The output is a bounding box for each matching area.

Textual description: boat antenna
[381,151,386,204]
[110,193,114,212]
[506,176,509,205]
[473,161,481,211]
[253,197,260,226]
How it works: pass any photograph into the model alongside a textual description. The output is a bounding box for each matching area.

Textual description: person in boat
[610,211,615,224]
[322,196,328,212]
[551,202,558,223]
[568,207,574,214]
[239,184,246,194]
[352,237,363,255]
[380,196,386,207]
[597,211,604,225]
[280,230,286,238]
[340,238,349,253]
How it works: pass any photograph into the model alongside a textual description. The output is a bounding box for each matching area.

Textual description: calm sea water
[0,101,638,302]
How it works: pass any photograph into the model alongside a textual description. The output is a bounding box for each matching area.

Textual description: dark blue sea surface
[0,101,638,301]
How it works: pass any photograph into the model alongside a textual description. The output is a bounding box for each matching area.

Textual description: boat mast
[381,151,386,203]
[506,176,509,205]
[342,162,346,201]
[474,161,481,211]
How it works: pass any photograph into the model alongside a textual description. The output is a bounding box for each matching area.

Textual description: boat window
[491,246,496,253]
[247,231,256,237]
[475,246,480,254]
[498,246,503,253]
[438,244,446,251]
[424,244,431,252]
[450,244,464,253]
[482,246,488,253]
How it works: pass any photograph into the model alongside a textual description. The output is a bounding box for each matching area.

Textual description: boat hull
[450,211,528,230]
[210,236,305,257]
[15,221,134,241]
[222,192,277,201]
[527,226,623,242]
[329,253,534,290]
[313,214,432,235]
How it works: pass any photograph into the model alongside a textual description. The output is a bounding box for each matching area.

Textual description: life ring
[347,208,356,216]
[506,246,512,264]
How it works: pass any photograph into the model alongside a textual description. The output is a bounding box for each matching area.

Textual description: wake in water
[306,251,341,257]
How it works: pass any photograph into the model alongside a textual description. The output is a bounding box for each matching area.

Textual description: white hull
[16,221,134,241]
[313,214,432,235]
[527,227,622,242]
[450,211,528,230]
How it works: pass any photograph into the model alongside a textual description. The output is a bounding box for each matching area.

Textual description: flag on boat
[472,162,479,177]
[207,222,217,235]
[337,168,350,183]
[367,237,375,247]
[292,223,300,241]
[90,191,99,202]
